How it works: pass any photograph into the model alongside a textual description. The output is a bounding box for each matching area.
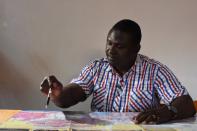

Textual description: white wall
[0,0,197,111]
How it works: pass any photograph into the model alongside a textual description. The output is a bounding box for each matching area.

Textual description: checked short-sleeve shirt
[71,54,188,112]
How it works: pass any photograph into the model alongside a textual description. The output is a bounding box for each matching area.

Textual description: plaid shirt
[71,54,188,112]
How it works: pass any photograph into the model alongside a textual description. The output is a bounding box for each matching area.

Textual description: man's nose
[109,45,117,55]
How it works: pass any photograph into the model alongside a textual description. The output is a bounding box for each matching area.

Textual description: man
[40,19,196,124]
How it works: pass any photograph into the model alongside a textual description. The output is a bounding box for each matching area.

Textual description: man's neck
[114,59,136,77]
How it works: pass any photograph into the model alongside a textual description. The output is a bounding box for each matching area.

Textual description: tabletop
[0,110,196,131]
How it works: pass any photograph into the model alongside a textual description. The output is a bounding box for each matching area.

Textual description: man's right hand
[40,75,63,101]
[40,75,86,108]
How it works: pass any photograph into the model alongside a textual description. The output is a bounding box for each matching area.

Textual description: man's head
[105,19,142,73]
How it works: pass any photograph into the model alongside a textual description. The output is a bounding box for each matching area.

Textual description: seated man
[40,19,196,124]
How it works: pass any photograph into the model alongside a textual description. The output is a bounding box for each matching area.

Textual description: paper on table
[71,123,144,131]
[0,110,21,123]
[67,112,144,131]
[0,110,70,130]
[0,119,33,129]
[143,126,178,131]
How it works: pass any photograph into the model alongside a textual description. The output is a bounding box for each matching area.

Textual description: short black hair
[108,19,142,45]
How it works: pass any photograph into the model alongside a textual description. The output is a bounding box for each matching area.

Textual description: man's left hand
[134,104,173,124]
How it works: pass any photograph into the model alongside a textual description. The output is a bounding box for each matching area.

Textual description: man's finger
[135,110,150,120]
[47,75,60,88]
[132,115,137,120]
[49,75,58,83]
[144,115,154,124]
[49,75,63,88]
[40,77,50,95]
[135,111,150,124]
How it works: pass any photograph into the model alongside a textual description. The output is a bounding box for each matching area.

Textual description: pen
[45,87,52,109]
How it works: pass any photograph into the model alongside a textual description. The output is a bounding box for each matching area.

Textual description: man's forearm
[53,83,86,108]
[171,95,196,119]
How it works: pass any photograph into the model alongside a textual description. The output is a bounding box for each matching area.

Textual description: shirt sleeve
[153,65,188,105]
[70,61,98,98]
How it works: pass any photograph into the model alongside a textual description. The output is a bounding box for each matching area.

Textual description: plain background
[0,0,197,111]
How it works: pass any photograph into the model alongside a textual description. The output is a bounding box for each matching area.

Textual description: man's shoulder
[138,54,166,68]
[86,58,108,68]
[89,58,108,64]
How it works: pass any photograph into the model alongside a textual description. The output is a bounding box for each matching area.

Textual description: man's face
[105,30,139,70]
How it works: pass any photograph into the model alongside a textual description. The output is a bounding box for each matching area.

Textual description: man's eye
[117,45,124,48]
[107,42,112,45]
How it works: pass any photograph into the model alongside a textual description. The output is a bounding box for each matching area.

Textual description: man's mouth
[107,55,118,62]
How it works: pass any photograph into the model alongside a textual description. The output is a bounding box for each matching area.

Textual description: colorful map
[0,110,144,131]
[0,110,180,131]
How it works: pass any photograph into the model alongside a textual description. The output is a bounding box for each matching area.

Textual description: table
[0,110,196,131]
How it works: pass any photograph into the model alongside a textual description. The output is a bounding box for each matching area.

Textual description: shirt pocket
[128,87,153,111]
